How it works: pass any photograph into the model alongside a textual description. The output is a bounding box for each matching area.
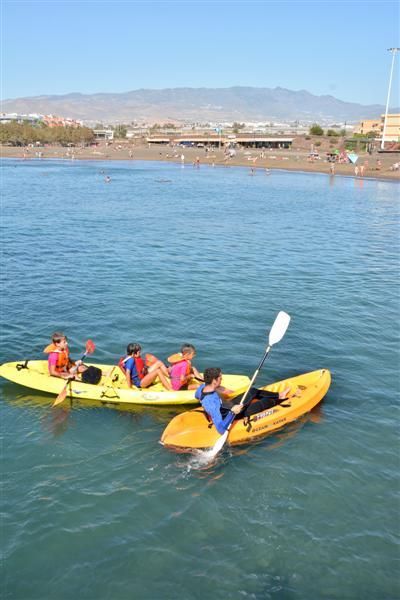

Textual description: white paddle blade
[209,430,229,457]
[269,311,291,346]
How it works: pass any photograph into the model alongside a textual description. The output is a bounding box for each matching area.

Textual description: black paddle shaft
[240,345,271,406]
[257,345,272,372]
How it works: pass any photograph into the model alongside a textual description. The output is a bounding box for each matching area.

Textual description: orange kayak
[161,369,331,450]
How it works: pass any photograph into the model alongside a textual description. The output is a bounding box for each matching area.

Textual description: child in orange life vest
[44,332,87,379]
[168,344,204,391]
[120,343,171,390]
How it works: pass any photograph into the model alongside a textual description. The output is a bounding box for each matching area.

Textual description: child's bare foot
[290,387,302,398]
[279,387,291,400]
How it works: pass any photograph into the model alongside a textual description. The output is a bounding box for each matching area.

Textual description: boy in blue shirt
[195,367,243,434]
[121,343,171,389]
[196,367,291,434]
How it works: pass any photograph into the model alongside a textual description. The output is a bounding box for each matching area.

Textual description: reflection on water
[355,177,364,189]
[41,406,71,437]
[2,384,182,418]
[1,384,184,442]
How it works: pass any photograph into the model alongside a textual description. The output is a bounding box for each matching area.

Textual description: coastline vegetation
[0,122,95,146]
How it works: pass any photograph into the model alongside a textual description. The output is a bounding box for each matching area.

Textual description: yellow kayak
[161,369,331,448]
[0,360,250,406]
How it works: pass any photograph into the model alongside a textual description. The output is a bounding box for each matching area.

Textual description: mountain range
[1,87,391,124]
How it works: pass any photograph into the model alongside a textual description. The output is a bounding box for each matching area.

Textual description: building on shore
[233,136,292,149]
[146,134,293,149]
[0,112,82,127]
[353,119,381,136]
[42,114,82,128]
[355,114,400,146]
[380,113,400,146]
[93,129,114,140]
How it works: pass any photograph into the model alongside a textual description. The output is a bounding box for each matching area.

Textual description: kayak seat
[241,389,291,428]
[192,407,215,428]
[230,388,289,417]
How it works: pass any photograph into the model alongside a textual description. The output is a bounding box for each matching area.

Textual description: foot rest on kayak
[100,389,121,400]
[16,361,29,371]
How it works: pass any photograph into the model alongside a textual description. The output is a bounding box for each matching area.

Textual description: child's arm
[125,369,132,388]
[191,365,204,381]
[48,353,71,379]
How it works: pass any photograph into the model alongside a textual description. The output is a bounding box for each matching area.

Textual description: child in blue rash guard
[195,367,244,435]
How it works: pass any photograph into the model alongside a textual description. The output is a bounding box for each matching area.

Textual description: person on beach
[168,343,203,391]
[120,343,171,389]
[44,332,87,379]
[196,367,291,434]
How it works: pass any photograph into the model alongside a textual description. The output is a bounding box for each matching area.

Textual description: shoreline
[1,143,399,181]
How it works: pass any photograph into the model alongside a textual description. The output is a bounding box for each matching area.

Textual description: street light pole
[381,47,400,150]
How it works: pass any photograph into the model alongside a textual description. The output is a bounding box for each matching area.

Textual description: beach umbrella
[347,153,359,164]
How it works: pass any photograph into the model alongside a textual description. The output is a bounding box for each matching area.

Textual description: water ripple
[1,159,399,599]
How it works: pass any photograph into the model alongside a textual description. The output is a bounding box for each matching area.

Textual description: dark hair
[127,343,141,355]
[203,367,222,385]
[52,331,66,344]
[181,343,196,355]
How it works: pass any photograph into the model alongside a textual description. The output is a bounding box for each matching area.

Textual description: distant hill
[1,87,390,124]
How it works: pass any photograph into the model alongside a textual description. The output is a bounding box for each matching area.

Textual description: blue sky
[2,0,399,106]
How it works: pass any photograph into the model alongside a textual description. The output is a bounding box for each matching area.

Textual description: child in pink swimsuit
[168,344,203,391]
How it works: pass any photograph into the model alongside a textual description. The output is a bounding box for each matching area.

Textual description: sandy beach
[1,139,399,181]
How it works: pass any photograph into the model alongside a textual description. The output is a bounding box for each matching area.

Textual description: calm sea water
[1,158,399,600]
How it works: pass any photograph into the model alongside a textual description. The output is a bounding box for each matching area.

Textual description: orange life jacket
[168,352,184,365]
[145,353,158,367]
[43,343,70,372]
[168,353,192,376]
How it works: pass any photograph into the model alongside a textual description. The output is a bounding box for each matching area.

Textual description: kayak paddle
[52,339,95,407]
[209,311,291,457]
